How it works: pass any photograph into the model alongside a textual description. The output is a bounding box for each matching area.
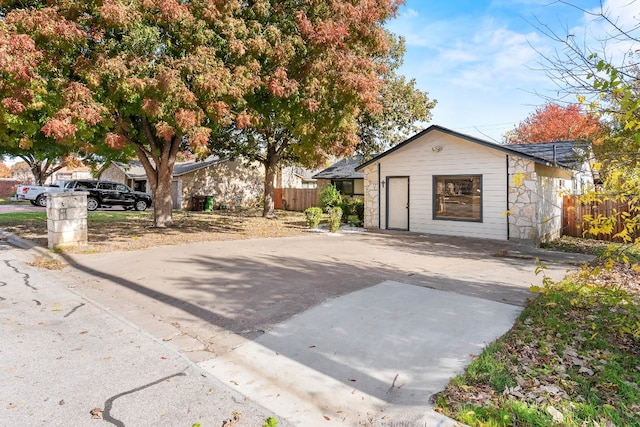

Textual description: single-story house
[47,165,93,184]
[355,125,594,245]
[312,156,365,198]
[277,166,319,189]
[100,156,264,210]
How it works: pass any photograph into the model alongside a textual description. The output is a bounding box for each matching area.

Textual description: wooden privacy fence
[274,188,318,211]
[563,195,640,242]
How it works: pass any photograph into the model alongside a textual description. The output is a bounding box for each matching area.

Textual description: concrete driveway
[52,231,592,425]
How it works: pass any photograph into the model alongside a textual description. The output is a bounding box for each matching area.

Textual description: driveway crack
[4,260,37,290]
[101,370,187,426]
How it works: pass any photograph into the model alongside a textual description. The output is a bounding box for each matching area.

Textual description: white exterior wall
[535,164,572,244]
[371,132,509,240]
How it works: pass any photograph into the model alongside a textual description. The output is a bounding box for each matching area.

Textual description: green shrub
[327,206,343,232]
[353,199,364,223]
[319,184,341,212]
[346,214,362,227]
[338,201,350,216]
[304,207,323,229]
[263,417,278,427]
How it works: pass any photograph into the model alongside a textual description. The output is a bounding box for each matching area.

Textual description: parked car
[14,180,67,207]
[64,179,152,211]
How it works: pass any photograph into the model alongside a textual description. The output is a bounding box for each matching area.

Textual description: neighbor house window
[433,175,482,221]
[331,179,363,196]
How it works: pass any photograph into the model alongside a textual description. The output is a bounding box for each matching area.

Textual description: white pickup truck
[14,180,67,207]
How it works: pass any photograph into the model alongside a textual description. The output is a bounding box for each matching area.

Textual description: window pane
[99,183,115,190]
[434,175,482,221]
[332,180,354,196]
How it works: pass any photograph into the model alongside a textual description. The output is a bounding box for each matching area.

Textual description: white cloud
[593,0,640,29]
[401,8,419,18]
[385,2,624,141]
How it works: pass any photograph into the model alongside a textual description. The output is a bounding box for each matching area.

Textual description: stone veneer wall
[361,164,379,229]
[508,157,539,243]
[179,161,264,210]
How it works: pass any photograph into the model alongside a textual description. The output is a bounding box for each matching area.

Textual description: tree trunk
[133,125,180,228]
[152,161,174,227]
[262,162,276,218]
[28,161,46,185]
[262,149,280,218]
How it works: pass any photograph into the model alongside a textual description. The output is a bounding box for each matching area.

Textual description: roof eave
[355,125,578,172]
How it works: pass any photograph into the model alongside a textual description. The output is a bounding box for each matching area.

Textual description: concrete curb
[0,229,54,260]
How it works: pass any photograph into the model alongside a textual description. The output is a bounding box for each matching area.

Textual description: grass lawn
[0,207,308,253]
[435,237,640,426]
[0,197,18,205]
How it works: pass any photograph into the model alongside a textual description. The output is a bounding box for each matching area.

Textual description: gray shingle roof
[356,125,587,171]
[312,156,365,179]
[113,156,228,179]
[505,141,587,168]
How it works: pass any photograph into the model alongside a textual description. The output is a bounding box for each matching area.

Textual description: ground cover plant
[435,237,640,426]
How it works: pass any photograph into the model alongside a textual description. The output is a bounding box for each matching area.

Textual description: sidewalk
[0,241,285,427]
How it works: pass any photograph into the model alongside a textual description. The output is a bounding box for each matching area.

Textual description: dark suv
[64,179,152,211]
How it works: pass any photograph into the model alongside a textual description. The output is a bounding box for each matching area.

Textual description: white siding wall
[377,132,509,240]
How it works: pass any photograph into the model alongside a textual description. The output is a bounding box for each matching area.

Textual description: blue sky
[386,0,640,142]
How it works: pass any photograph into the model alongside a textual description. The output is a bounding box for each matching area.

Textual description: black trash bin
[192,195,205,211]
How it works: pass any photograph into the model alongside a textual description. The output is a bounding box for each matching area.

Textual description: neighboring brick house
[100,156,264,210]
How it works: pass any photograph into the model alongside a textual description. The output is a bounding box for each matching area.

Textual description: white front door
[386,177,409,230]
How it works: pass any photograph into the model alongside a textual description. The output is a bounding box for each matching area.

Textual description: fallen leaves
[90,407,103,419]
[220,412,241,426]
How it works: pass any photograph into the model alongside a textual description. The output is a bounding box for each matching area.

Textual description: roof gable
[312,156,365,180]
[356,125,584,171]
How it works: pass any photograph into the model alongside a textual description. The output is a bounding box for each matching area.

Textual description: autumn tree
[506,104,602,145]
[534,1,640,246]
[209,0,404,217]
[10,161,31,181]
[0,3,110,185]
[532,2,640,183]
[0,162,9,178]
[0,1,255,227]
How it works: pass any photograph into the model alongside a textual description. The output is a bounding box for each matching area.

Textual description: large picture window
[331,179,364,196]
[434,175,482,221]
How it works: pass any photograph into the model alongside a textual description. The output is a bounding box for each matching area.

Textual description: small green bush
[304,207,323,229]
[354,199,364,222]
[339,197,364,223]
[346,214,362,227]
[327,206,343,232]
[319,184,341,212]
[263,417,278,427]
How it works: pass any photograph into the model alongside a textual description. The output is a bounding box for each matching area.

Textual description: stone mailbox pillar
[47,191,88,249]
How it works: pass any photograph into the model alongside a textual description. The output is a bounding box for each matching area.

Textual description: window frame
[433,174,483,222]
[330,179,363,197]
